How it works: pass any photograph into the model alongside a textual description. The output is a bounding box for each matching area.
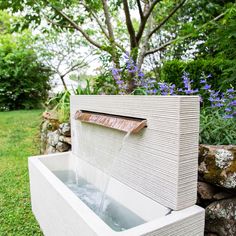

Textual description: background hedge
[160,59,236,92]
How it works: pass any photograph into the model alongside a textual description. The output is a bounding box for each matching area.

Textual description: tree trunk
[60,75,68,91]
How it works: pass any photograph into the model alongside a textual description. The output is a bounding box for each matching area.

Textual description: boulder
[205,198,236,236]
[59,135,72,145]
[47,130,60,147]
[59,123,71,137]
[199,145,236,189]
[56,141,70,152]
[198,182,218,200]
[197,181,236,208]
[213,192,235,201]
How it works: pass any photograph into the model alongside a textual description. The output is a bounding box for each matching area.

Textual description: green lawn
[0,110,43,236]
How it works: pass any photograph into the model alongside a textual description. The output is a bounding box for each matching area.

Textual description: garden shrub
[160,59,236,92]
[200,108,236,145]
[0,33,51,111]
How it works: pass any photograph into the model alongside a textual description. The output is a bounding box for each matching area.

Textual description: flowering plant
[112,54,235,119]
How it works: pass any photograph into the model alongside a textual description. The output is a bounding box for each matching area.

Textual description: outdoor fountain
[29,95,205,235]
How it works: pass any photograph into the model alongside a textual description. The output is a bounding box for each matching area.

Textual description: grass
[0,110,43,236]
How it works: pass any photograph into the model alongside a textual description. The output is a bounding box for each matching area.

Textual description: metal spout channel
[75,110,147,134]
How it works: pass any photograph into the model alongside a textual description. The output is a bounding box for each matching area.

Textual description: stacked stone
[40,112,71,154]
[198,145,236,236]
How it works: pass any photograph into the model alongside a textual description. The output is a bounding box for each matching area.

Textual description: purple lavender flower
[123,52,130,59]
[215,103,224,107]
[158,82,176,95]
[199,96,203,103]
[208,97,214,102]
[153,89,158,94]
[162,91,168,95]
[111,68,119,76]
[200,79,206,84]
[223,114,234,119]
[225,107,232,112]
[182,72,191,89]
[203,84,211,90]
[116,80,124,85]
[211,91,219,97]
[226,88,234,93]
[185,89,193,95]
[138,71,144,77]
[230,100,236,106]
[111,66,128,94]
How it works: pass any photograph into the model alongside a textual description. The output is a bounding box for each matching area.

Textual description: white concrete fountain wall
[29,95,205,236]
[71,95,200,210]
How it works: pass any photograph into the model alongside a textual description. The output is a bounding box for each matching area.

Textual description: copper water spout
[75,110,147,134]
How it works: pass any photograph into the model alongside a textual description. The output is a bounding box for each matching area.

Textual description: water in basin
[53,170,146,232]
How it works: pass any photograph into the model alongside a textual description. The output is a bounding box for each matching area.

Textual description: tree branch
[44,1,106,51]
[144,11,226,57]
[61,60,87,78]
[82,1,125,53]
[102,0,115,42]
[136,0,162,43]
[81,2,110,40]
[146,0,162,20]
[137,5,153,69]
[41,10,74,29]
[136,0,144,19]
[91,12,110,40]
[144,39,175,56]
[148,0,187,39]
[123,0,137,48]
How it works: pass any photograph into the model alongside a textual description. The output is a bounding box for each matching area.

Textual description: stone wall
[40,116,236,235]
[198,145,236,236]
[40,112,71,154]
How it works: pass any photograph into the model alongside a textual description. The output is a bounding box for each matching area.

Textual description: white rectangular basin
[29,152,205,236]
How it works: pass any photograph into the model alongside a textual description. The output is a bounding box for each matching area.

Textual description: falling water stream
[53,116,147,231]
[53,132,145,231]
[98,131,131,215]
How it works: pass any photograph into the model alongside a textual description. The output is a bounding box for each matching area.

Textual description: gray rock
[46,146,57,154]
[198,182,218,200]
[205,198,236,236]
[213,192,235,201]
[59,123,71,137]
[59,135,71,145]
[47,130,60,147]
[56,141,70,152]
[41,120,50,133]
[199,145,236,189]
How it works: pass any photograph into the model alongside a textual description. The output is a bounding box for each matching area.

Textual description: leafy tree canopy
[1,1,234,93]
[0,11,51,110]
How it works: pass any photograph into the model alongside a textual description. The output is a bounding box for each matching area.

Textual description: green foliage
[0,110,43,235]
[47,80,98,122]
[0,10,11,33]
[47,90,70,123]
[93,72,117,94]
[160,59,236,91]
[0,28,51,111]
[75,79,98,95]
[200,108,236,145]
[194,2,236,60]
